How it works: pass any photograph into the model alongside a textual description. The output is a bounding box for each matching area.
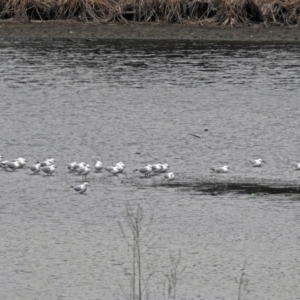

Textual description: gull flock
[0,156,278,194]
[0,156,176,194]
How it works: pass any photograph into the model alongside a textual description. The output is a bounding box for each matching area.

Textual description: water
[0,39,300,300]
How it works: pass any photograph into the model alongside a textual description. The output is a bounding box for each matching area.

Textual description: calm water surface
[0,39,300,300]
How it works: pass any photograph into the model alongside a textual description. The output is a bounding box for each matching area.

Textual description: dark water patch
[193,182,300,195]
[153,179,300,195]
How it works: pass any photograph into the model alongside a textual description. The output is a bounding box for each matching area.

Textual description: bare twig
[119,202,157,300]
[187,133,202,138]
[236,260,250,300]
[164,250,186,300]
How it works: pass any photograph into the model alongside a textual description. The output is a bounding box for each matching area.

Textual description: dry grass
[0,0,300,26]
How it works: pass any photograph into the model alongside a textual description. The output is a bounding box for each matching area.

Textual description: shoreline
[1,20,300,42]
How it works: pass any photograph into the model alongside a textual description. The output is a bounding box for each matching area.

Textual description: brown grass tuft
[0,0,56,20]
[0,0,300,26]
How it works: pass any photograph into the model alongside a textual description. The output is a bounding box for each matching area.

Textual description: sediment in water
[130,175,300,195]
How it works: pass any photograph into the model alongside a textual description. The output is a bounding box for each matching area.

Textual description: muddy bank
[1,20,300,42]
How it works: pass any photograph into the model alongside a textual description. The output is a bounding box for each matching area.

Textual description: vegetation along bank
[1,0,300,27]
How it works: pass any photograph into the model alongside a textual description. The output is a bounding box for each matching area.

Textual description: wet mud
[1,20,300,42]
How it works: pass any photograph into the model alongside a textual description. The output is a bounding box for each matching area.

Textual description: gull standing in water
[72,162,86,172]
[28,163,41,175]
[105,165,122,175]
[211,165,229,173]
[41,165,57,176]
[15,157,27,168]
[81,165,90,182]
[44,157,55,164]
[250,158,264,167]
[40,159,55,167]
[66,162,77,172]
[77,163,88,177]
[152,164,162,174]
[71,182,90,194]
[94,161,103,172]
[6,161,22,171]
[115,162,125,173]
[134,165,153,177]
[164,172,175,181]
[159,164,169,173]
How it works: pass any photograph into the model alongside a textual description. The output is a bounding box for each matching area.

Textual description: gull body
[115,162,125,173]
[72,162,86,172]
[211,165,229,173]
[115,162,125,168]
[164,172,175,181]
[135,165,153,177]
[81,165,90,181]
[106,166,122,175]
[94,161,103,172]
[15,157,26,168]
[40,160,54,167]
[6,161,22,171]
[77,163,88,175]
[28,163,41,175]
[41,165,56,175]
[44,158,55,164]
[67,162,77,172]
[152,164,162,174]
[159,164,169,173]
[251,158,263,167]
[72,182,90,194]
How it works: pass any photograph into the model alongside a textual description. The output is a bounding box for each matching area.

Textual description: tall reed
[0,0,299,26]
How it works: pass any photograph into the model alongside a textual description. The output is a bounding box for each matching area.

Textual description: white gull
[105,165,122,175]
[66,162,77,172]
[164,172,175,181]
[94,161,103,172]
[15,157,27,168]
[6,161,22,171]
[77,162,87,175]
[40,159,54,167]
[72,182,90,194]
[80,165,90,181]
[211,165,229,173]
[250,158,264,167]
[28,163,41,175]
[115,162,125,173]
[159,164,169,173]
[152,164,162,174]
[41,165,57,175]
[134,165,153,177]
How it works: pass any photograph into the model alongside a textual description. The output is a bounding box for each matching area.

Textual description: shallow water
[0,39,300,299]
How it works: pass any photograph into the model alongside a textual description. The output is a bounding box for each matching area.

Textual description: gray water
[1,39,300,300]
